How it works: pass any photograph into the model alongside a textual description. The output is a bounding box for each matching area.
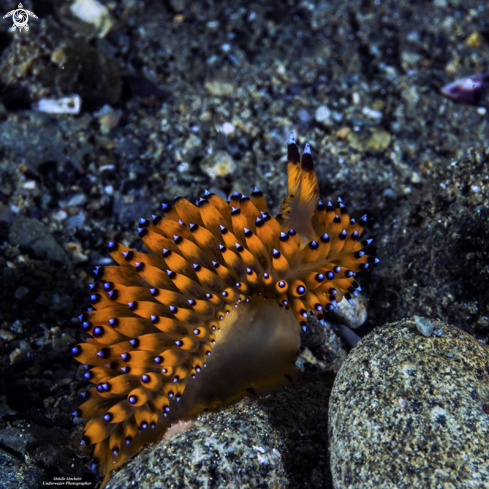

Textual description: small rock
[315,105,332,125]
[64,212,86,229]
[0,450,44,489]
[183,133,202,153]
[0,204,15,225]
[9,320,25,334]
[168,0,188,12]
[59,193,87,208]
[9,341,31,365]
[200,150,238,179]
[14,286,30,300]
[329,319,489,488]
[347,128,391,152]
[204,78,236,97]
[107,379,331,488]
[297,108,312,122]
[113,196,153,224]
[332,294,367,329]
[9,217,71,269]
[414,315,434,337]
[32,94,82,115]
[0,329,16,341]
[58,0,113,38]
[51,292,73,312]
[52,333,77,353]
[35,294,50,307]
[94,105,121,134]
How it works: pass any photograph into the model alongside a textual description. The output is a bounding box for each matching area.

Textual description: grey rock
[51,292,73,312]
[14,286,29,300]
[8,217,71,269]
[106,379,333,488]
[0,422,83,478]
[0,449,45,489]
[113,196,153,224]
[329,319,489,489]
[0,113,70,171]
[414,315,434,337]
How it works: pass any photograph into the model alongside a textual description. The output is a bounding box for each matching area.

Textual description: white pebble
[22,180,36,189]
[362,107,383,119]
[32,94,82,115]
[221,122,235,135]
[315,105,332,124]
[70,0,112,37]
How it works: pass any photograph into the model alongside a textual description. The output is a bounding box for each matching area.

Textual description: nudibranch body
[72,133,377,484]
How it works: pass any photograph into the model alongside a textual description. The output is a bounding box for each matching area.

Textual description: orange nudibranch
[72,132,378,485]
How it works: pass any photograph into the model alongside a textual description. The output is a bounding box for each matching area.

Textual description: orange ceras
[71,132,378,485]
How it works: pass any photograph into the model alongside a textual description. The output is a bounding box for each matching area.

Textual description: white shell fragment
[32,94,82,115]
[70,0,113,38]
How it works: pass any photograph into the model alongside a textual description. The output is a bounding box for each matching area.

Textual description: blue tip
[303,142,311,154]
[288,132,295,144]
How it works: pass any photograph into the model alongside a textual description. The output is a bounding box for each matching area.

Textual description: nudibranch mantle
[72,133,377,484]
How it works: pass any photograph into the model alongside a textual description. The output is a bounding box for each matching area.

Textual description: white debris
[315,105,332,125]
[22,180,36,189]
[70,0,113,38]
[32,94,81,115]
[362,106,383,119]
[221,122,235,135]
[253,446,265,454]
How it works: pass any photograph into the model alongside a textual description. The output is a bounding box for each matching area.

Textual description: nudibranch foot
[72,132,377,483]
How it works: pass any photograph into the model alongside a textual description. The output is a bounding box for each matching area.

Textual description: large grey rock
[0,449,45,489]
[8,217,71,269]
[329,319,489,489]
[106,379,333,489]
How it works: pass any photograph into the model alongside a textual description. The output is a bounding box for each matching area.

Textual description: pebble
[60,0,113,38]
[106,379,331,489]
[64,212,86,229]
[332,294,367,329]
[8,217,71,269]
[200,150,238,179]
[94,104,121,134]
[414,315,434,337]
[0,329,16,341]
[9,320,25,334]
[297,108,312,122]
[9,341,32,365]
[32,94,82,115]
[52,333,78,353]
[347,128,391,152]
[113,196,153,224]
[59,193,87,208]
[14,286,29,300]
[0,204,15,225]
[329,319,489,488]
[315,105,332,125]
[204,78,236,96]
[51,292,73,313]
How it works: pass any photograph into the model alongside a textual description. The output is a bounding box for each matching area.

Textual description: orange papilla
[72,132,378,485]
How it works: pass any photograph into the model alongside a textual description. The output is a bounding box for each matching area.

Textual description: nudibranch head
[72,133,377,483]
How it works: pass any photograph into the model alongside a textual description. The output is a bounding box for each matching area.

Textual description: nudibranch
[72,133,378,485]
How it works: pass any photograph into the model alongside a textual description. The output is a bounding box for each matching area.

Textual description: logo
[3,3,38,31]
